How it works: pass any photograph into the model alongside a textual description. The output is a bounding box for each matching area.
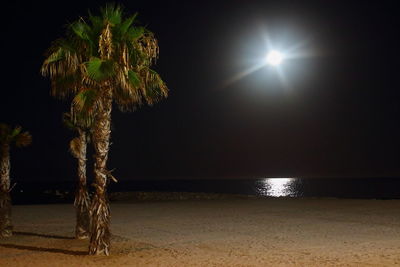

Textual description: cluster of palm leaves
[41,4,168,255]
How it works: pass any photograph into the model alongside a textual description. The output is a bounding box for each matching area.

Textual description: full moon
[266,50,283,66]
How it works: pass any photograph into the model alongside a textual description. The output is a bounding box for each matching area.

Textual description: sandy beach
[1,197,400,266]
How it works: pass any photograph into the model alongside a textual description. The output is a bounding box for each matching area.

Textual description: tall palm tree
[0,124,32,237]
[41,4,168,255]
[64,113,91,239]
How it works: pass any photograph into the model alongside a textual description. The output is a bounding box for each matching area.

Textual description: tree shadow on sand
[0,231,86,256]
[0,243,86,255]
[13,231,74,240]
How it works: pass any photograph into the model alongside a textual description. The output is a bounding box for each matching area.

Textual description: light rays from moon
[223,33,315,90]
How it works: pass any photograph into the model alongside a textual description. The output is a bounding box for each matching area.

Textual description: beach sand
[1,197,400,266]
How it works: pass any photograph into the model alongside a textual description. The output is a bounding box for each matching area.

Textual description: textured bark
[89,22,114,255]
[74,130,91,239]
[89,88,112,255]
[0,145,12,237]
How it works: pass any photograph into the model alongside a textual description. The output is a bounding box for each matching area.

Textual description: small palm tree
[42,4,168,255]
[0,124,32,237]
[64,113,91,239]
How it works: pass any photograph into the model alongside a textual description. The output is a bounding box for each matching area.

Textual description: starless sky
[2,0,400,181]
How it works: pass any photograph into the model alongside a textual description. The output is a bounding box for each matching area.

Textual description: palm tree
[41,4,168,255]
[64,113,91,239]
[0,124,32,237]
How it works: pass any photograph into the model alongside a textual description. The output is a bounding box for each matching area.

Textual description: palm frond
[63,112,78,130]
[0,124,32,148]
[127,26,144,42]
[119,13,138,36]
[50,74,81,99]
[138,31,159,64]
[113,85,141,112]
[141,68,168,105]
[71,88,100,126]
[127,70,140,87]
[41,38,83,101]
[15,131,32,148]
[69,137,81,158]
[70,19,92,41]
[100,3,123,25]
[42,47,64,67]
[85,57,115,81]
[10,126,22,138]
[88,11,103,36]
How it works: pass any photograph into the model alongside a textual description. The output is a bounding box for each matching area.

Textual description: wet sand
[1,197,400,266]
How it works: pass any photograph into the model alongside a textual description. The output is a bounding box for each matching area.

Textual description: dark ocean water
[10,177,400,204]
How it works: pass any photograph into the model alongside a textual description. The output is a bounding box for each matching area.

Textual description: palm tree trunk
[74,130,91,239]
[89,88,113,255]
[0,144,12,237]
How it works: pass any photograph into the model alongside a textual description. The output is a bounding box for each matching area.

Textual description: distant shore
[11,177,400,204]
[109,191,258,202]
[12,190,259,205]
[1,197,400,266]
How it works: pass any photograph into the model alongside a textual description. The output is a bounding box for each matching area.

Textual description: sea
[10,177,400,204]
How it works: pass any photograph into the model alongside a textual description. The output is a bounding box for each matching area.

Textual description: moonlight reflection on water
[257,178,298,197]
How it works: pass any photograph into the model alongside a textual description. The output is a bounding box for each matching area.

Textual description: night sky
[2,0,400,182]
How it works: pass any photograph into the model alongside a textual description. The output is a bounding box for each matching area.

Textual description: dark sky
[2,0,400,181]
